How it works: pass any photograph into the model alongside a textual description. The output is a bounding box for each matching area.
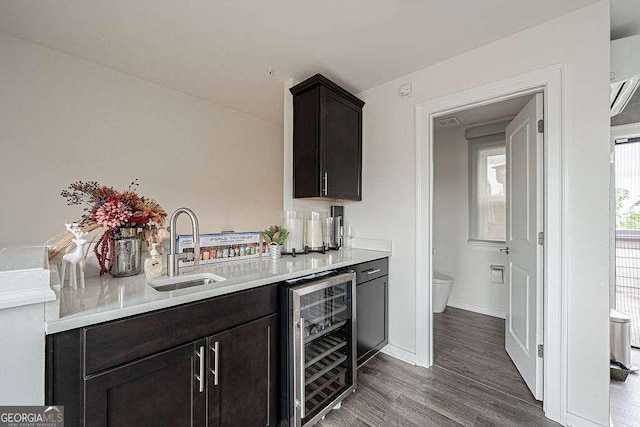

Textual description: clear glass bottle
[144,243,163,280]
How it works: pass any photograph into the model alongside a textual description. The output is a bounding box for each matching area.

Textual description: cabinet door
[292,86,321,198]
[356,276,388,366]
[207,314,277,427]
[321,88,362,200]
[85,341,206,427]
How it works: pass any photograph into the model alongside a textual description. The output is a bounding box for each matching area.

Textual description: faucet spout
[167,207,200,277]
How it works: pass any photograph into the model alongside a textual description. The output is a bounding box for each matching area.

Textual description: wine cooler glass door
[292,273,356,426]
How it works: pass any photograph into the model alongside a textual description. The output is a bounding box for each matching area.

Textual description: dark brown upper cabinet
[290,74,365,201]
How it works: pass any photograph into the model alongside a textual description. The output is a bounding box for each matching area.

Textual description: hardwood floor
[433,307,540,407]
[611,348,640,426]
[316,353,556,427]
[317,307,556,426]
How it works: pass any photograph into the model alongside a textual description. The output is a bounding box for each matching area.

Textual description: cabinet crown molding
[290,74,365,108]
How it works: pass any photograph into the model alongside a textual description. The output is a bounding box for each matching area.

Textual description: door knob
[499,247,510,255]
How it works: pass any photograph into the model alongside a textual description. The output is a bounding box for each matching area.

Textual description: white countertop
[45,248,390,334]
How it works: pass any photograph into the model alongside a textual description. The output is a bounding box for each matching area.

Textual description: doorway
[414,65,567,424]
[613,132,640,346]
[432,92,543,407]
[610,122,640,427]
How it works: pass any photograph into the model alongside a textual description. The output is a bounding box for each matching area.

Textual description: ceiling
[435,94,533,131]
[0,0,599,124]
[612,0,640,40]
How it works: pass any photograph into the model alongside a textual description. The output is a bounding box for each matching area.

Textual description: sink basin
[148,272,226,292]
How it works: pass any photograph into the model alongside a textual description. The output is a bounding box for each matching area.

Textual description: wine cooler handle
[298,318,306,419]
[210,341,219,386]
[195,345,205,393]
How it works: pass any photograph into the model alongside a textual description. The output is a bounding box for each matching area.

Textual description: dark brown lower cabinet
[83,315,277,427]
[46,284,279,426]
[85,341,206,427]
[356,276,389,367]
[207,314,277,427]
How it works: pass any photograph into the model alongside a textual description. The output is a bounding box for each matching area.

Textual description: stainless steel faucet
[167,207,200,277]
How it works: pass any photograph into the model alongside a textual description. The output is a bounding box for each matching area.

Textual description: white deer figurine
[60,223,89,289]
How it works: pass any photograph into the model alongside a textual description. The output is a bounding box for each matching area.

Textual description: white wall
[433,128,507,316]
[348,2,610,424]
[0,33,284,247]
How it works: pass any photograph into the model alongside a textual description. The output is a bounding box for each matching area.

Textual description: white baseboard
[566,411,606,427]
[380,344,416,365]
[447,299,506,319]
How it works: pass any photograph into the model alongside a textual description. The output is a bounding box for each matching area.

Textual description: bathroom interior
[432,93,542,407]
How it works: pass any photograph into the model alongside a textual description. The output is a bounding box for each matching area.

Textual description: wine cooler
[280,272,356,426]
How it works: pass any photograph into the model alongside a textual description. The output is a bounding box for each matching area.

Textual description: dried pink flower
[93,197,132,229]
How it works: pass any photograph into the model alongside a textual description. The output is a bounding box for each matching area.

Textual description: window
[469,136,506,243]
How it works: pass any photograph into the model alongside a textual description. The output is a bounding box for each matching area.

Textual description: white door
[505,93,544,401]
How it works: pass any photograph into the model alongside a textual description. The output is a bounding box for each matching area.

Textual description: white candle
[305,213,324,249]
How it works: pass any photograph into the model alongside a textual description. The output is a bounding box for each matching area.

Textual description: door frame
[415,64,566,424]
[610,123,640,309]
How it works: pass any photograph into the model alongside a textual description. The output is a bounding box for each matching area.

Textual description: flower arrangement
[260,225,290,246]
[50,179,167,275]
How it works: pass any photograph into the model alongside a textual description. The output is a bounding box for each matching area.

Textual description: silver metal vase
[269,244,282,260]
[112,227,142,277]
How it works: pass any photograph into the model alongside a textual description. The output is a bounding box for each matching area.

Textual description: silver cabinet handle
[195,345,205,393]
[499,247,510,255]
[323,172,328,196]
[364,268,381,275]
[210,341,219,386]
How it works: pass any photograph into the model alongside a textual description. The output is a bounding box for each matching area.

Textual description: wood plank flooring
[317,307,555,426]
[316,353,556,427]
[611,348,640,426]
[433,307,541,407]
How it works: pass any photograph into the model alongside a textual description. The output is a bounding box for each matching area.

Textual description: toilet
[433,271,454,313]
